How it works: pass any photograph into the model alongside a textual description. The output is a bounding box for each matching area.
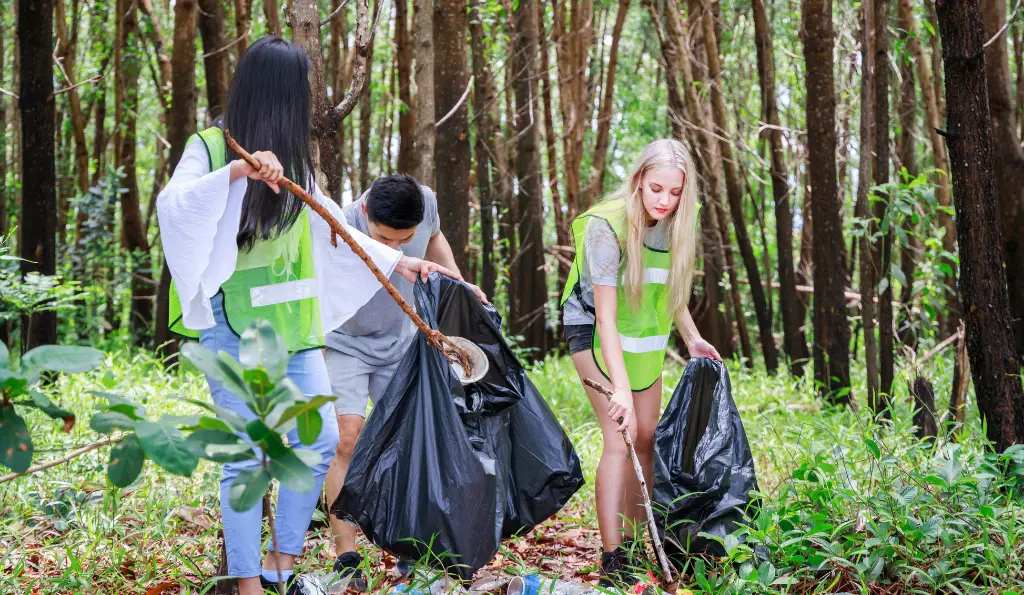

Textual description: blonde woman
[559,139,721,587]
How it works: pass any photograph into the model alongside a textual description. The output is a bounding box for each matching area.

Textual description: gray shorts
[324,348,401,417]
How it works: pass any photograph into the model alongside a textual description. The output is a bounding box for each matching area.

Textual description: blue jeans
[199,295,339,578]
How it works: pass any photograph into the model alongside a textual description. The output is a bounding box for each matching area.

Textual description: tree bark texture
[470,0,497,298]
[511,0,547,355]
[856,0,879,411]
[413,0,435,186]
[553,0,594,224]
[396,0,415,174]
[936,0,1024,452]
[981,0,1024,360]
[874,0,895,406]
[433,0,470,273]
[55,0,90,196]
[896,0,920,349]
[18,0,59,348]
[584,0,629,208]
[197,0,229,120]
[537,1,569,290]
[803,0,852,404]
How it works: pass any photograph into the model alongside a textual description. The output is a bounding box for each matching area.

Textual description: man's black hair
[366,175,425,230]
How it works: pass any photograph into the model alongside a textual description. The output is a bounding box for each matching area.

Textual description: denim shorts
[563,324,595,355]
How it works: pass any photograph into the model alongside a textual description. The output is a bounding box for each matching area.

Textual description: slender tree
[699,0,777,373]
[553,0,594,224]
[395,0,414,174]
[197,0,228,120]
[413,0,435,186]
[981,0,1024,358]
[895,0,920,348]
[55,0,90,196]
[856,0,879,410]
[358,0,380,194]
[512,0,547,354]
[936,0,1024,452]
[434,0,470,272]
[752,0,808,375]
[803,0,851,404]
[0,4,7,242]
[537,1,569,288]
[874,0,895,406]
[264,0,281,36]
[234,0,251,60]
[19,0,58,348]
[584,0,629,208]
[469,0,497,298]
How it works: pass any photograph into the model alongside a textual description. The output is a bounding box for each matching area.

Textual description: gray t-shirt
[325,185,441,364]
[562,218,669,326]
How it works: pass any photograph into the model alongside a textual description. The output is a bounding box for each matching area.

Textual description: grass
[1,346,1022,594]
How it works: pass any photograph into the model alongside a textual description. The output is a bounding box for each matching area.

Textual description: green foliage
[0,340,104,473]
[0,236,83,326]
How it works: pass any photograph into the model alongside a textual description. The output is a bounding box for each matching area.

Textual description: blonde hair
[604,139,699,318]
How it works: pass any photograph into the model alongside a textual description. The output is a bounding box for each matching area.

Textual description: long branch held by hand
[223,130,472,375]
[583,378,676,588]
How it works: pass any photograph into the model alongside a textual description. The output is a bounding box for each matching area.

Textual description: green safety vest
[560,199,677,391]
[167,127,325,353]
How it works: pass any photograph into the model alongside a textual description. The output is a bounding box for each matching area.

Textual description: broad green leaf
[174,397,249,432]
[25,391,75,431]
[239,321,288,379]
[296,407,323,446]
[758,562,776,586]
[267,395,334,434]
[186,428,254,463]
[0,406,33,473]
[180,343,251,401]
[91,410,137,434]
[228,467,272,512]
[136,419,199,476]
[92,392,146,419]
[243,368,274,397]
[891,262,907,288]
[22,345,103,377]
[246,419,274,443]
[865,438,881,459]
[108,434,146,488]
[266,378,305,410]
[267,448,316,493]
[0,340,8,365]
[194,416,235,433]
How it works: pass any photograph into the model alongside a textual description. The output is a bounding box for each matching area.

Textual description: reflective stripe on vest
[561,198,678,391]
[167,127,325,352]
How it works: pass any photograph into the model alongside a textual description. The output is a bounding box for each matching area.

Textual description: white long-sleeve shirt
[157,139,401,335]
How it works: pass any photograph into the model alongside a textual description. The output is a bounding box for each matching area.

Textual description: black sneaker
[261,574,331,595]
[334,551,368,592]
[598,547,638,589]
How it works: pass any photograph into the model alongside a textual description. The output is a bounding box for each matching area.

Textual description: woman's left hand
[689,338,722,361]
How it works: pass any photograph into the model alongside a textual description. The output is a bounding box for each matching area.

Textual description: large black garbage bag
[653,358,758,557]
[333,274,584,580]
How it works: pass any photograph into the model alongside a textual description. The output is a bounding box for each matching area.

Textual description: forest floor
[2,349,1023,594]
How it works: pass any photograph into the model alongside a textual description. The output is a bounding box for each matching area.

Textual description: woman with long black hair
[158,36,450,595]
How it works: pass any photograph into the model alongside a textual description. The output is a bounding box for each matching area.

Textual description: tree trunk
[803,0,852,405]
[656,0,739,361]
[949,322,970,426]
[358,0,379,194]
[926,2,945,121]
[643,0,686,143]
[0,8,7,242]
[328,0,348,197]
[469,0,496,298]
[902,0,957,323]
[537,1,569,290]
[55,0,90,196]
[936,0,1024,452]
[910,376,939,439]
[115,0,153,343]
[981,0,1024,360]
[234,0,251,61]
[511,0,547,355]
[413,0,435,186]
[139,0,172,103]
[156,0,198,357]
[699,0,777,374]
[91,78,107,186]
[264,0,281,37]
[197,0,228,120]
[18,0,58,349]
[874,0,894,407]
[752,0,807,376]
[553,0,594,224]
[433,0,470,272]
[857,0,879,412]
[896,0,920,349]
[396,0,414,174]
[584,0,629,208]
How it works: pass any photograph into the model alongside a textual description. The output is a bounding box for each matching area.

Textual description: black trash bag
[653,357,758,558]
[333,274,584,580]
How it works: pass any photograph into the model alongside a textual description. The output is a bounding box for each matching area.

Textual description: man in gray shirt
[323,174,486,589]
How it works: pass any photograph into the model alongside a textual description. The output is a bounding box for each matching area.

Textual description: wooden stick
[0,434,124,484]
[583,378,676,588]
[223,131,472,374]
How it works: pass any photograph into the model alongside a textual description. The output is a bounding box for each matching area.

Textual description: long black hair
[223,36,314,252]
